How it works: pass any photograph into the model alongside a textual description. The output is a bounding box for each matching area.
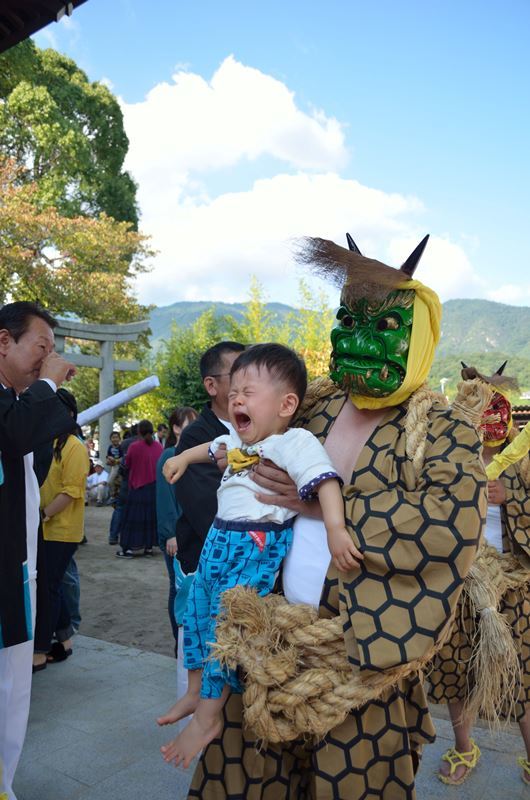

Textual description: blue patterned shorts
[183,516,294,699]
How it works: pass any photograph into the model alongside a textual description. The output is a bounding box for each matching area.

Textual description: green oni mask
[330,289,415,396]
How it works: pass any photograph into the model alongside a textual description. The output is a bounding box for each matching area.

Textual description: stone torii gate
[54,319,150,454]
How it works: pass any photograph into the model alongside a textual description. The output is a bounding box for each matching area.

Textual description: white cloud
[121,56,499,309]
[133,171,427,306]
[487,284,530,306]
[122,56,348,181]
[388,235,486,301]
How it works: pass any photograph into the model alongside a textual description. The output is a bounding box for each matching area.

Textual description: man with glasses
[156,342,246,732]
[171,341,246,577]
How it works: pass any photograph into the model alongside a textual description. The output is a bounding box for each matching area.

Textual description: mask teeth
[366,369,373,379]
[379,365,388,381]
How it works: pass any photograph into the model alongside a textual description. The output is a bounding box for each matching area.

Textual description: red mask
[481,391,511,444]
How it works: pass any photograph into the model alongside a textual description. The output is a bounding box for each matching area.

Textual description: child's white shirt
[210,428,339,525]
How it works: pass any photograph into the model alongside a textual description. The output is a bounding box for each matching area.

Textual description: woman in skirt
[117,419,163,557]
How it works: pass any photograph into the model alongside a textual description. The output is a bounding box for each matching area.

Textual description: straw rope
[461,543,530,725]
[210,385,453,742]
[212,585,443,743]
[403,385,447,477]
[452,378,493,435]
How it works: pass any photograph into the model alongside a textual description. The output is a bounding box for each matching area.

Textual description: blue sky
[34,0,530,309]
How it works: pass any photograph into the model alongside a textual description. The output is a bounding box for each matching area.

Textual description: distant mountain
[148,301,295,345]
[438,299,530,359]
[148,298,530,362]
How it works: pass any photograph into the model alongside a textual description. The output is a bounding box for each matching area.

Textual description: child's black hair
[230,343,307,403]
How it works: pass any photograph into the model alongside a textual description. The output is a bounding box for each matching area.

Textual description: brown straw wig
[294,237,406,305]
[460,364,519,395]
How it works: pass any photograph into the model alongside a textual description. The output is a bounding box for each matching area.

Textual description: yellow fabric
[40,436,90,542]
[486,422,530,480]
[350,279,442,410]
[227,448,260,473]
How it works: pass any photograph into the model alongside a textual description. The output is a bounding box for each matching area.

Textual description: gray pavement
[15,635,530,800]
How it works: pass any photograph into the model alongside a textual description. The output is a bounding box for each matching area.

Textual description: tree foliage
[127,280,335,424]
[0,39,138,226]
[0,158,152,320]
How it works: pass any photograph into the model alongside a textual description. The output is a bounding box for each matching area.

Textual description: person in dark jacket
[156,341,244,730]
[171,342,245,575]
[156,406,198,656]
[0,301,76,800]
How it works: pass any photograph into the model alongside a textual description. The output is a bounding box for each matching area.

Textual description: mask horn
[400,234,430,277]
[496,360,508,375]
[346,233,362,255]
[461,361,468,369]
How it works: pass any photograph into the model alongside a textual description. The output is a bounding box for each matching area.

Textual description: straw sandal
[517,757,530,785]
[438,739,481,785]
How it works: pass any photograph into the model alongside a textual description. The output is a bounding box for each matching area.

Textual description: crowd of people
[1,226,530,800]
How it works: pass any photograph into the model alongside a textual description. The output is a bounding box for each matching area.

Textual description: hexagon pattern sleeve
[338,409,486,673]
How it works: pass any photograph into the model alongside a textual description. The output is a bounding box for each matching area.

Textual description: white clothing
[484,504,503,553]
[217,418,236,438]
[0,574,36,800]
[211,428,339,525]
[283,516,331,608]
[86,470,108,488]
[24,452,39,583]
[0,379,57,799]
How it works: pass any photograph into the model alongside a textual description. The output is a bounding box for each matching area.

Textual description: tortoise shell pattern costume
[429,454,530,720]
[188,384,485,799]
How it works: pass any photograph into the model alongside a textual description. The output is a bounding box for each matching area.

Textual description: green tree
[286,280,334,381]
[0,39,138,226]
[125,309,235,422]
[0,158,152,320]
[225,277,333,380]
[225,277,277,344]
[127,280,335,425]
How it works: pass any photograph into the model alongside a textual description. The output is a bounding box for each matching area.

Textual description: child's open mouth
[235,413,251,431]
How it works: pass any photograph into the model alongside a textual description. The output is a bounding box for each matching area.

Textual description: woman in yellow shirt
[33,389,89,670]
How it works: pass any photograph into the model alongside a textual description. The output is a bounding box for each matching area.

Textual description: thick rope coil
[212,384,507,742]
[210,386,457,743]
[212,585,442,743]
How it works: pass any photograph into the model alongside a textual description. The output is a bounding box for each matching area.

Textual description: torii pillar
[54,319,150,453]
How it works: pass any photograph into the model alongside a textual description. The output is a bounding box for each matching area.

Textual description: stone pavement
[15,635,530,800]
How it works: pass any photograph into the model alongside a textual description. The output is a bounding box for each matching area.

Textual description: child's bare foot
[161,710,223,769]
[156,690,200,726]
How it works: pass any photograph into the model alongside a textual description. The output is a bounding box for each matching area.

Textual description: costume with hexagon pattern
[187,234,485,800]
[429,363,530,723]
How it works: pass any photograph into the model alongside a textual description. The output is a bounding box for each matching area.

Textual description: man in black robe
[0,302,76,800]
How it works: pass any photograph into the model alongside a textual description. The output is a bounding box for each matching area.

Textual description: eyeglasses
[208,373,231,379]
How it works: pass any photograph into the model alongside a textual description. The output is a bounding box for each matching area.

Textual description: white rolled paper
[77,375,160,426]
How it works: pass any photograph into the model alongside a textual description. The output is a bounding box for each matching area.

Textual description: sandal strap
[517,757,530,776]
[441,740,481,776]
